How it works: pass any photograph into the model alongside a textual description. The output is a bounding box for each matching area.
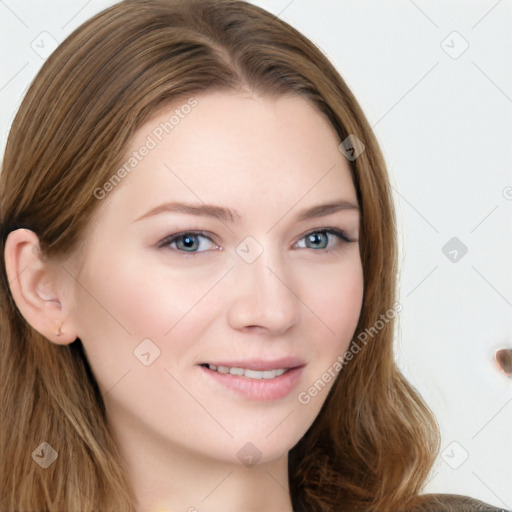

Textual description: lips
[197,358,306,401]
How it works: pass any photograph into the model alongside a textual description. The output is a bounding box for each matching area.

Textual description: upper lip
[199,357,306,371]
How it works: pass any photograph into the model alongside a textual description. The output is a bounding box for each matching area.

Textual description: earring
[56,323,64,337]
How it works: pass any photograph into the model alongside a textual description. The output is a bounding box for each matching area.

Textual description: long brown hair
[0,1,440,510]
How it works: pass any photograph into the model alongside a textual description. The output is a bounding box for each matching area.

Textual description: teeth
[205,364,288,379]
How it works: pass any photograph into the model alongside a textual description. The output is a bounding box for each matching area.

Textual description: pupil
[180,235,197,251]
[308,232,326,249]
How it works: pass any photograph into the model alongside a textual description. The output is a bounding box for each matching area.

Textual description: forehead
[120,91,354,195]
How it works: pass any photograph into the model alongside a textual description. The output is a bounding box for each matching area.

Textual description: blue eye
[157,228,353,257]
[157,231,217,255]
[295,228,352,250]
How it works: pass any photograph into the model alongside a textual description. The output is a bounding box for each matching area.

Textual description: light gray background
[1,0,511,508]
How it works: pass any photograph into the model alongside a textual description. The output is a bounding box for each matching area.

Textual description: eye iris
[177,234,199,252]
[307,232,328,249]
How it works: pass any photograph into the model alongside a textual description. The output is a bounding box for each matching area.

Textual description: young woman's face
[66,90,364,466]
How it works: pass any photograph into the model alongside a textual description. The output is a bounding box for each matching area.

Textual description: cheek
[70,254,223,388]
[292,256,363,410]
[76,248,206,335]
[303,253,364,353]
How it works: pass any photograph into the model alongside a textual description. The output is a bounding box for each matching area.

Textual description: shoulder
[404,493,510,512]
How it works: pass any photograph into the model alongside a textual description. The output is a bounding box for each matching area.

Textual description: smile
[197,359,306,401]
[200,363,288,380]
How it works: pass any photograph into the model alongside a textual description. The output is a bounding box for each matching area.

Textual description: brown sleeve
[404,493,510,512]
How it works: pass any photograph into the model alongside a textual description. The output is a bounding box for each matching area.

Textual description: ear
[4,228,77,345]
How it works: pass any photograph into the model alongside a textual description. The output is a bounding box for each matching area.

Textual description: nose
[226,243,301,335]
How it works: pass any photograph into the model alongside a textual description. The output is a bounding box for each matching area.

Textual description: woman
[0,1,507,511]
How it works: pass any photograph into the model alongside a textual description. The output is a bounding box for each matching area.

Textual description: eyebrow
[133,199,359,224]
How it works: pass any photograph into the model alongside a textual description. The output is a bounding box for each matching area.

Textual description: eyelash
[157,228,354,258]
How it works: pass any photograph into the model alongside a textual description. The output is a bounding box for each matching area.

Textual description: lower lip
[198,365,305,401]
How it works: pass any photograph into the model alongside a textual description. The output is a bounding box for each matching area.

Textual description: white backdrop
[1,0,511,508]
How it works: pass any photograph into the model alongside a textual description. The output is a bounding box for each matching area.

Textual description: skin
[5,90,364,512]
